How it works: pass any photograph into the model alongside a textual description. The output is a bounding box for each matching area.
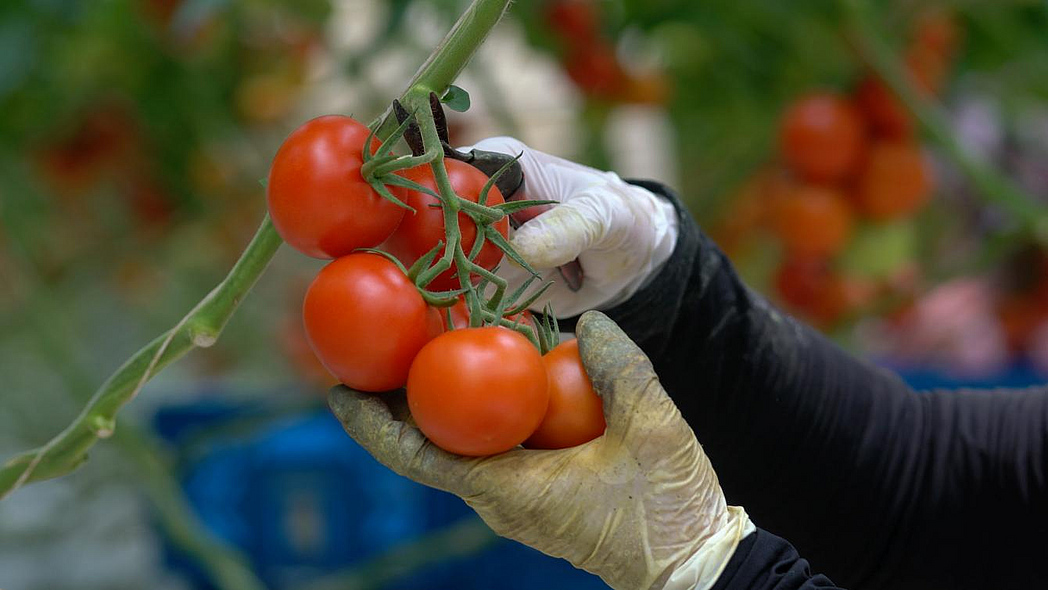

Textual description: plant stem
[0,217,282,499]
[1,0,519,501]
[116,425,269,590]
[377,0,514,140]
[298,517,498,590]
[843,0,1048,235]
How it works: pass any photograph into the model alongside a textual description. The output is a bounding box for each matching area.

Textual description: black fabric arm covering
[560,180,1048,589]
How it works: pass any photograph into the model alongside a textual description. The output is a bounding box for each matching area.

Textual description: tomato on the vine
[854,73,921,140]
[779,93,866,182]
[545,0,599,41]
[267,115,406,259]
[774,259,869,327]
[524,339,605,450]
[564,43,627,99]
[854,141,932,221]
[774,257,830,312]
[303,253,443,392]
[407,326,549,456]
[382,159,509,291]
[440,296,533,331]
[772,184,854,258]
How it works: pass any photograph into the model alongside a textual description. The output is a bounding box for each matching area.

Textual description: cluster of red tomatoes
[267,114,605,456]
[544,0,668,104]
[717,12,959,328]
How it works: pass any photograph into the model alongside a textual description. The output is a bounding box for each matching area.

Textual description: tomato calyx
[349,92,561,353]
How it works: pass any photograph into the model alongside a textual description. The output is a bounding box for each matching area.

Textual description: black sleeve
[712,529,841,590]
[562,180,1048,589]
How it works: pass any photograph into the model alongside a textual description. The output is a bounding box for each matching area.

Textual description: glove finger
[328,386,472,494]
[575,311,668,439]
[509,195,608,269]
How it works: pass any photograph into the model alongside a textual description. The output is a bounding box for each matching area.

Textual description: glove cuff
[662,506,756,590]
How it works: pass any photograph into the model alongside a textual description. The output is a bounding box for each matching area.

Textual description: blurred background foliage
[1,1,1047,589]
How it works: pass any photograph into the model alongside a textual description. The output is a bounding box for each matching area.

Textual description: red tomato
[774,257,829,312]
[855,75,914,140]
[524,339,605,449]
[564,43,627,99]
[407,327,549,456]
[382,160,509,291]
[774,259,867,328]
[303,253,443,392]
[779,93,866,182]
[545,0,599,40]
[267,115,406,259]
[773,184,854,258]
[854,142,933,220]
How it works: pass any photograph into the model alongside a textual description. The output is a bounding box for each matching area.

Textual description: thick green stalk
[0,217,282,499]
[300,518,498,590]
[14,266,267,590]
[377,0,513,140]
[1,0,519,501]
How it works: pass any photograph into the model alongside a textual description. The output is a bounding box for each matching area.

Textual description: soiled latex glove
[329,312,753,590]
[463,137,679,318]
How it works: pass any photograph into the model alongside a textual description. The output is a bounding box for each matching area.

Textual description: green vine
[0,0,519,501]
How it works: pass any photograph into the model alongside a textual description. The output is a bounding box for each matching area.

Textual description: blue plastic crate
[152,398,610,590]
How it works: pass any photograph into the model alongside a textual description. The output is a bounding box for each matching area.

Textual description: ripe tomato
[303,253,443,392]
[854,142,933,221]
[779,93,866,182]
[773,184,854,258]
[774,257,829,312]
[407,326,549,456]
[855,75,914,140]
[564,43,627,99]
[524,339,605,449]
[267,115,406,259]
[382,160,509,291]
[774,259,870,328]
[545,0,599,40]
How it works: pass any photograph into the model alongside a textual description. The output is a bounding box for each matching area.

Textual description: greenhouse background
[2,1,1047,588]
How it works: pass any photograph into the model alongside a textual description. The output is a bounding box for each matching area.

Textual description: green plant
[0,0,521,500]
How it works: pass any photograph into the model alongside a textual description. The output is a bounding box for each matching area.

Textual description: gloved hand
[463,137,679,318]
[329,312,754,590]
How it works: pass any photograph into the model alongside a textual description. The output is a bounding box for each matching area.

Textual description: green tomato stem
[0,0,521,501]
[377,0,513,141]
[0,217,282,499]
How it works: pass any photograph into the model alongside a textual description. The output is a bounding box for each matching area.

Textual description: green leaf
[258,178,267,188]
[493,199,556,215]
[505,281,553,316]
[441,85,471,112]
[484,227,540,278]
[383,173,442,201]
[369,179,416,213]
[407,240,444,281]
[354,248,410,275]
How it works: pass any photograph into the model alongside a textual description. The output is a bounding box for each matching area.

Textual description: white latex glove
[330,312,753,590]
[464,137,679,318]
